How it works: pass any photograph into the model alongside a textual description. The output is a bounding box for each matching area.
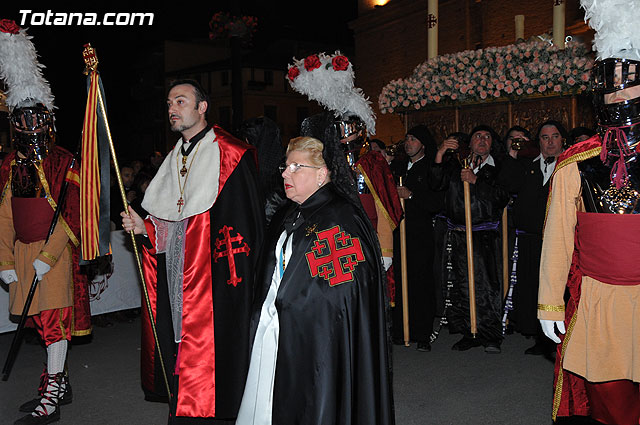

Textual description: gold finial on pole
[82,43,99,75]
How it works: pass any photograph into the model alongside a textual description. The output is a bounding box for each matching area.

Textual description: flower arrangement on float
[378,39,594,114]
[208,12,258,40]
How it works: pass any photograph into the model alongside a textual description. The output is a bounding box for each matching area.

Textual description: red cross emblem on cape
[213,225,250,287]
[305,225,365,286]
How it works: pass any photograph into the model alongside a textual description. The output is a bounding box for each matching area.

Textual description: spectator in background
[131,159,144,177]
[238,116,285,225]
[370,138,394,164]
[110,164,136,230]
[568,126,597,146]
[502,120,566,357]
[142,151,164,177]
[392,125,444,352]
[129,171,153,219]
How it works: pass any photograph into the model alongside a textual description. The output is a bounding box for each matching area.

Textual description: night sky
[1,1,357,156]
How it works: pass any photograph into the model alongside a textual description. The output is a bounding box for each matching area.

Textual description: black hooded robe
[429,157,509,345]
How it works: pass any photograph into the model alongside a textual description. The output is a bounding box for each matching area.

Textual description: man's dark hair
[470,124,504,157]
[504,125,532,143]
[536,120,568,143]
[169,79,210,113]
[370,139,386,151]
[569,126,596,143]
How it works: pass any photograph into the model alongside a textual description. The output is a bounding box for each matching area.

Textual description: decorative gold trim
[552,308,578,421]
[357,164,398,232]
[381,248,393,255]
[543,147,602,231]
[40,251,58,263]
[0,261,15,266]
[537,303,565,312]
[0,160,15,207]
[57,308,68,341]
[34,163,80,248]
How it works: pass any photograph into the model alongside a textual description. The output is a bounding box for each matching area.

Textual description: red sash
[576,212,640,286]
[12,197,53,243]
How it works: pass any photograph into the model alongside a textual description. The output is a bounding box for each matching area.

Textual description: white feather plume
[0,25,54,111]
[287,51,376,135]
[581,0,640,60]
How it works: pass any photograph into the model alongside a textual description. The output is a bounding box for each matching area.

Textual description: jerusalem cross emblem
[305,225,365,286]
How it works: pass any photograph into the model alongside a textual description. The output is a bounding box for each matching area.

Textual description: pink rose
[505,86,514,94]
[451,94,458,100]
[538,85,546,93]
[554,85,562,92]
[493,90,500,98]
[516,88,524,95]
[480,91,487,99]
[526,87,534,94]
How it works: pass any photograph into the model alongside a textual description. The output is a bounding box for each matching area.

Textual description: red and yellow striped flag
[80,71,100,261]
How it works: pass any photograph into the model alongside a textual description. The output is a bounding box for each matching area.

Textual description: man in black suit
[503,120,566,355]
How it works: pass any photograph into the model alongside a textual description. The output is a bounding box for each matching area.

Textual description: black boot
[14,373,65,424]
[451,336,481,351]
[19,369,72,413]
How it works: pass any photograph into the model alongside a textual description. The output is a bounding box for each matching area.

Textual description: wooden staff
[399,176,410,346]
[462,159,478,337]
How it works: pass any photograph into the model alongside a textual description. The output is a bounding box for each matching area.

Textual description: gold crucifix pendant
[177,196,184,213]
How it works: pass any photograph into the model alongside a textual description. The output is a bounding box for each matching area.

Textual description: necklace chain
[176,140,203,213]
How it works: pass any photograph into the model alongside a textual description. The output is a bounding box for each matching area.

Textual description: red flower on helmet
[304,55,322,72]
[332,55,350,71]
[288,66,300,81]
[0,19,20,34]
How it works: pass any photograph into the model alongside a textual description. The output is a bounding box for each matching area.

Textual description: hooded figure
[428,124,510,353]
[390,124,444,351]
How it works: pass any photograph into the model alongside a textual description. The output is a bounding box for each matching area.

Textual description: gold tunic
[0,190,73,316]
[538,161,640,383]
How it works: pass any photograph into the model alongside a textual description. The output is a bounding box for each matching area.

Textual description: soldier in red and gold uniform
[538,2,640,423]
[0,19,90,425]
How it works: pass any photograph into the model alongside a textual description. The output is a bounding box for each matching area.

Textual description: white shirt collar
[473,154,495,174]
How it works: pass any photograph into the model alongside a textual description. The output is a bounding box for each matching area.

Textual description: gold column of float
[427,0,438,59]
[553,0,566,49]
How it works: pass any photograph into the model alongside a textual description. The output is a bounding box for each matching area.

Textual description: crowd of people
[1,9,638,424]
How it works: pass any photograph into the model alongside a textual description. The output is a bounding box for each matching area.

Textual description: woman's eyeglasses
[279,163,322,174]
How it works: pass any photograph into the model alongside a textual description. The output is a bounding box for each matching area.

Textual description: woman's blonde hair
[287,136,326,168]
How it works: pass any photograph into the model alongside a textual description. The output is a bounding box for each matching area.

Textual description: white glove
[33,259,51,281]
[540,319,565,344]
[0,269,18,284]
[382,257,393,272]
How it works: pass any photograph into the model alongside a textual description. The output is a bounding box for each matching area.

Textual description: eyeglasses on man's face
[279,162,322,174]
